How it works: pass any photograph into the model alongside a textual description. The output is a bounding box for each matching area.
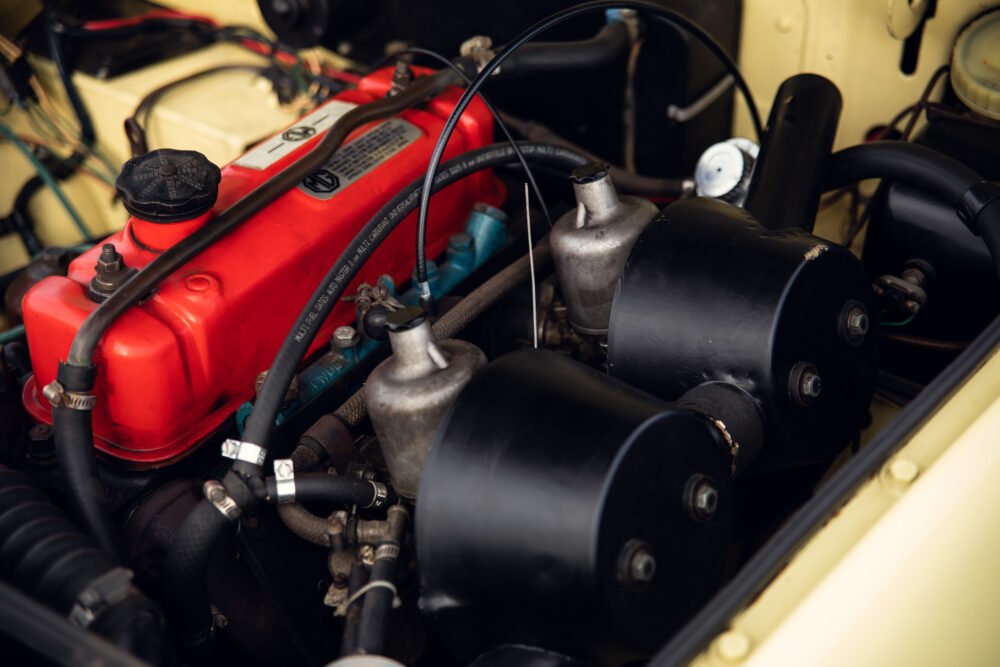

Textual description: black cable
[239,141,589,466]
[46,13,96,148]
[413,0,763,292]
[124,64,265,156]
[391,47,552,231]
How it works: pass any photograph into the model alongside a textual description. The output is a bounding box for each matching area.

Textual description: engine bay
[1,1,999,666]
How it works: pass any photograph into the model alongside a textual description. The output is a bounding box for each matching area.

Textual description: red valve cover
[21,68,504,466]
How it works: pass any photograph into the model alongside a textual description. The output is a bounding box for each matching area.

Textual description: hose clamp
[959,181,1000,234]
[68,567,133,628]
[365,481,389,509]
[273,458,296,504]
[374,543,401,561]
[42,381,97,411]
[220,439,266,467]
[204,480,241,520]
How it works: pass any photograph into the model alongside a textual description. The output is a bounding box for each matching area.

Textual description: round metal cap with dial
[694,138,759,206]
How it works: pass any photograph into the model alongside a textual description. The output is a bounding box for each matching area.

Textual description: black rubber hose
[496,110,691,197]
[52,362,118,556]
[0,465,170,665]
[501,20,630,77]
[339,559,370,657]
[238,141,590,467]
[161,497,233,656]
[260,473,393,506]
[354,506,408,655]
[825,141,1000,277]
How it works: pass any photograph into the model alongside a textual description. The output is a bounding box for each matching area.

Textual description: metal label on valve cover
[233,100,358,170]
[297,119,422,200]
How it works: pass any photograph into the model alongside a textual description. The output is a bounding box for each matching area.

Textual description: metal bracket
[220,439,266,467]
[273,459,296,504]
[42,381,97,411]
[68,567,133,628]
[204,480,241,520]
[667,74,735,123]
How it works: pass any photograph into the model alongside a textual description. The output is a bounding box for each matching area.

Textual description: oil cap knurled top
[115,149,221,223]
[951,10,1000,121]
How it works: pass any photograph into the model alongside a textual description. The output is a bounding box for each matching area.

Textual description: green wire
[0,324,25,345]
[0,120,93,241]
[882,314,916,328]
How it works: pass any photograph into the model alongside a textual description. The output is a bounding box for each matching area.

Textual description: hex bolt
[800,370,822,399]
[617,539,656,588]
[845,306,869,339]
[686,475,719,523]
[332,325,360,350]
[629,549,657,584]
[96,244,123,274]
[789,362,822,406]
[693,480,719,520]
[275,460,293,478]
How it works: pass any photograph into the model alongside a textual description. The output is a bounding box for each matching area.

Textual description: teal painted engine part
[235,203,508,432]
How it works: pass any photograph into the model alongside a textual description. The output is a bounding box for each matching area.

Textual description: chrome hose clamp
[68,567,133,628]
[42,381,97,411]
[203,480,241,520]
[220,439,266,467]
[374,543,401,561]
[365,481,389,509]
[273,458,296,504]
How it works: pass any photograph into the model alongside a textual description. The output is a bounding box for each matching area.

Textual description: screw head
[96,244,123,274]
[617,539,656,589]
[846,306,869,338]
[332,325,359,350]
[686,475,719,522]
[694,481,719,518]
[630,549,656,583]
[789,362,822,406]
[800,371,822,399]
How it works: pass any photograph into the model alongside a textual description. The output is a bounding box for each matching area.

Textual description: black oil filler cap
[116,149,221,223]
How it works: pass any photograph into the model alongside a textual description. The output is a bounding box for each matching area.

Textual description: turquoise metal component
[235,203,508,432]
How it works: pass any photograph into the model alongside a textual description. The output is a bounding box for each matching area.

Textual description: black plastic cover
[418,350,731,663]
[115,149,220,223]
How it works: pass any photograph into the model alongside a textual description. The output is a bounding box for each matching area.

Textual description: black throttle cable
[412,0,765,303]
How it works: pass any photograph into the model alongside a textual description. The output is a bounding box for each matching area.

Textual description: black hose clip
[959,181,1000,235]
